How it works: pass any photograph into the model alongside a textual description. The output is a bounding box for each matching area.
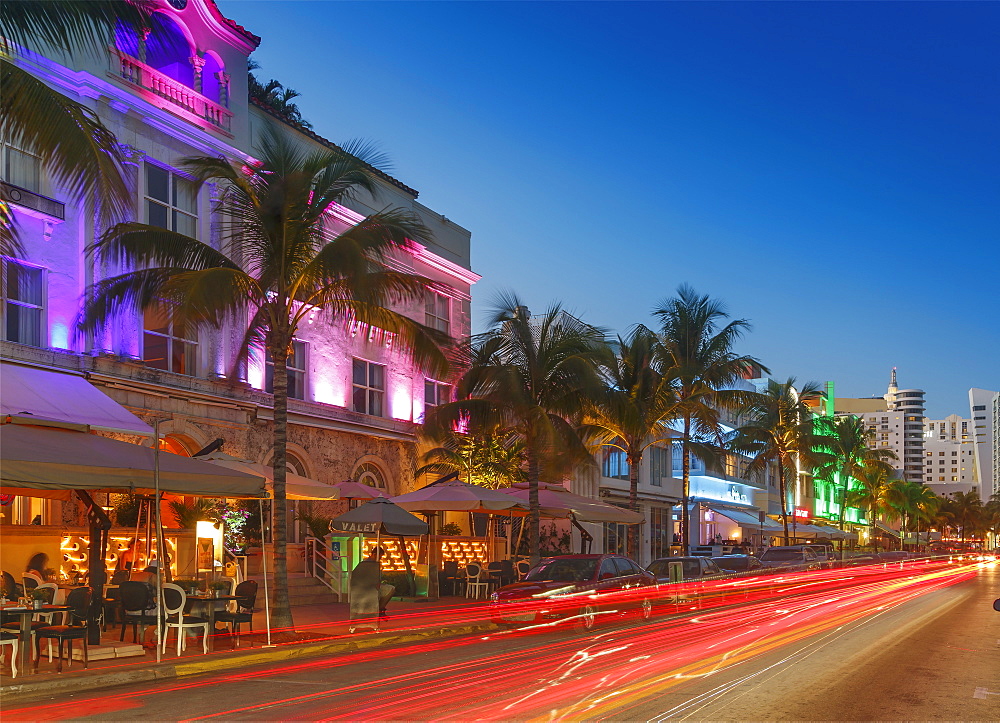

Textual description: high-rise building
[835,369,925,482]
[969,388,1000,500]
[922,414,977,497]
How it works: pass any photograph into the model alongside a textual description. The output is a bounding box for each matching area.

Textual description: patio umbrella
[331,497,429,536]
[500,482,645,524]
[332,480,389,501]
[391,480,527,515]
[192,450,339,500]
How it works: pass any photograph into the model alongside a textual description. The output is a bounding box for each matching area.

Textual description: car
[803,544,837,568]
[711,554,765,574]
[489,554,657,630]
[646,556,724,582]
[758,546,821,570]
[836,553,880,567]
[876,551,911,562]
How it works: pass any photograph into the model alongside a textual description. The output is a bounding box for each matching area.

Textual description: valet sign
[691,479,751,506]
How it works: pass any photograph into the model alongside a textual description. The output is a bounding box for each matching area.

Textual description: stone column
[190,55,206,93]
[217,71,231,107]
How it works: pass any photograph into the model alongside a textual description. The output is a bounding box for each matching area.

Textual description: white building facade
[1,0,477,534]
[969,388,1000,500]
[922,414,978,497]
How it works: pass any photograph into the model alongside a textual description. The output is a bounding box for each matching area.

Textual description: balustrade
[114,50,232,133]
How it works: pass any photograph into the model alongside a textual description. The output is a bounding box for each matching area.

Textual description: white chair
[0,632,17,678]
[161,583,209,656]
[464,563,491,599]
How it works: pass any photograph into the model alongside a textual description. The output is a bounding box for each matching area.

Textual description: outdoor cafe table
[185,595,239,652]
[1,604,71,674]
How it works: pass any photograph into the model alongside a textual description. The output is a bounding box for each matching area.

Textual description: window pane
[172,175,197,213]
[288,370,304,400]
[5,304,41,346]
[5,147,41,193]
[147,200,168,229]
[172,210,197,238]
[264,361,274,393]
[369,390,383,417]
[353,387,368,414]
[290,341,305,371]
[7,262,42,305]
[143,332,169,370]
[353,359,367,386]
[174,339,196,375]
[437,295,449,319]
[425,380,436,405]
[143,307,170,335]
[145,164,169,203]
[424,292,435,315]
[369,363,384,390]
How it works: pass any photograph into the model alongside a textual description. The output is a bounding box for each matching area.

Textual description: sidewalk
[0,596,496,703]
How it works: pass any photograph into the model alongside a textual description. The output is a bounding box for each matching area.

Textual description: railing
[113,50,232,133]
[305,536,349,601]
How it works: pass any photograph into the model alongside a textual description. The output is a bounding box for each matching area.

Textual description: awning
[873,521,901,538]
[706,505,784,532]
[0,421,266,499]
[500,483,644,524]
[787,523,836,539]
[0,362,153,435]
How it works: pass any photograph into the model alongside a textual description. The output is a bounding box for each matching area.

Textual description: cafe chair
[2,583,59,661]
[33,586,92,673]
[21,574,41,593]
[464,563,491,599]
[161,584,209,656]
[516,561,531,580]
[215,580,258,649]
[0,631,18,677]
[119,581,159,645]
[2,571,22,600]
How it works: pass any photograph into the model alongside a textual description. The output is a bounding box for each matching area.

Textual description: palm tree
[80,126,450,628]
[416,426,526,490]
[581,325,677,561]
[1,0,147,253]
[950,490,984,543]
[424,295,605,565]
[248,60,312,129]
[729,378,828,546]
[845,466,892,551]
[909,483,940,550]
[654,285,764,555]
[814,415,897,529]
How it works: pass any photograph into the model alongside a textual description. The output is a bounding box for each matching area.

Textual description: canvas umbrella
[500,482,645,524]
[192,450,339,500]
[332,480,389,504]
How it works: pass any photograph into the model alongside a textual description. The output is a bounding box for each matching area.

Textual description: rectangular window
[648,445,669,486]
[142,306,197,375]
[352,358,385,416]
[3,144,42,193]
[601,448,629,480]
[650,506,671,559]
[265,341,307,400]
[424,290,450,334]
[423,379,451,414]
[145,162,198,237]
[603,521,628,556]
[2,259,44,347]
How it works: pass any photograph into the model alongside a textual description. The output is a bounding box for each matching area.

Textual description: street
[5,560,997,721]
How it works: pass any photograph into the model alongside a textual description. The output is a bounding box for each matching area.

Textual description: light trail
[3,559,984,721]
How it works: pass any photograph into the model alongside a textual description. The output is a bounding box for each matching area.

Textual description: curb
[1,622,498,704]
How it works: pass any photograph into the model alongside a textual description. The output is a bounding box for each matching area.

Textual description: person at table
[115,538,138,573]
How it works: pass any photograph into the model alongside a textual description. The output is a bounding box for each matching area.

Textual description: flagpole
[153,419,163,663]
[259,498,273,647]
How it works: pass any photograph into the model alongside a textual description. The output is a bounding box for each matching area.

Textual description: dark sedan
[489,554,657,630]
[711,554,765,574]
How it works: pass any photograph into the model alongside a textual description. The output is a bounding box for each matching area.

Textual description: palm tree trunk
[526,448,541,567]
[681,417,692,556]
[269,340,294,630]
[778,463,790,546]
[627,448,640,563]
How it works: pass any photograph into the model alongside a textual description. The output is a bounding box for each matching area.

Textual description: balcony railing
[112,50,232,133]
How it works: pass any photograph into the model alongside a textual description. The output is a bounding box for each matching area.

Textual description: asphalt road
[6,560,998,721]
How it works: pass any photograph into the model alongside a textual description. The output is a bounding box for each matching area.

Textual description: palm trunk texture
[779,464,790,546]
[270,341,294,630]
[527,450,540,567]
[681,417,691,555]
[627,450,639,562]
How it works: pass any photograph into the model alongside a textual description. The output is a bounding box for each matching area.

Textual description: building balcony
[111,50,232,134]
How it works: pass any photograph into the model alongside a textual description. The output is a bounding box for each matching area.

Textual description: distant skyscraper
[969,388,1000,500]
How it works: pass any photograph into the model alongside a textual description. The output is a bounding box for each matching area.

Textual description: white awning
[1,362,152,435]
[707,505,784,532]
[873,521,901,538]
[0,420,265,499]
[788,523,836,539]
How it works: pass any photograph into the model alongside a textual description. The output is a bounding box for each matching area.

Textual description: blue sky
[220,1,998,418]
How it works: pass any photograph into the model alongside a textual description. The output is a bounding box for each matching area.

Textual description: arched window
[145,13,193,87]
[354,462,387,490]
[157,436,190,456]
[201,53,225,105]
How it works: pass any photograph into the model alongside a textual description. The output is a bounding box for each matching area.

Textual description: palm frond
[0,0,150,56]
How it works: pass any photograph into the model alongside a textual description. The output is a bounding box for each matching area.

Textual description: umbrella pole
[258,498,273,647]
[153,420,163,664]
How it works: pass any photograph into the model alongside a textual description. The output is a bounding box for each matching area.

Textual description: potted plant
[173,578,200,595]
[29,587,50,609]
[209,580,230,598]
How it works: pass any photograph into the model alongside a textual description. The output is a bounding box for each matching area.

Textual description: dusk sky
[220,1,998,419]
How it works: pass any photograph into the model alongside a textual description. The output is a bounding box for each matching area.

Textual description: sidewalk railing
[305,537,349,601]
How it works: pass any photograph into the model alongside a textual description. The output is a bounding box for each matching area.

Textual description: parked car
[836,554,880,568]
[758,546,821,570]
[489,554,657,630]
[711,554,765,574]
[647,556,724,582]
[876,551,911,562]
[803,544,837,568]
